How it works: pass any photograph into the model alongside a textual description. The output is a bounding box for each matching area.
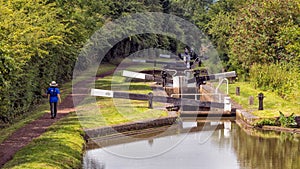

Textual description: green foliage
[170,0,299,75]
[0,0,174,124]
[278,111,297,128]
[0,0,68,123]
[170,0,214,29]
[254,111,297,128]
[228,0,300,73]
[250,63,299,100]
[205,0,245,64]
[254,118,277,128]
[169,0,300,77]
[206,12,232,62]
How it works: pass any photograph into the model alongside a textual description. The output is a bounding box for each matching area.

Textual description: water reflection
[83,122,300,169]
[232,126,300,169]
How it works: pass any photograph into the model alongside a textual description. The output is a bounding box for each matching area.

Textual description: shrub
[250,63,299,100]
[277,111,297,128]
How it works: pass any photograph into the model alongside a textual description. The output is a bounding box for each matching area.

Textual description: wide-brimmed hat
[49,81,58,87]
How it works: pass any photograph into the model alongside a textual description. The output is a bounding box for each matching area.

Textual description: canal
[83,122,300,169]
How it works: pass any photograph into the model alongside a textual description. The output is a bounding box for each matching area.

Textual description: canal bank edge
[236,109,300,134]
[236,109,259,129]
[84,116,178,139]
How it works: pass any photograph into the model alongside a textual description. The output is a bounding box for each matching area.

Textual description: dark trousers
[50,102,58,118]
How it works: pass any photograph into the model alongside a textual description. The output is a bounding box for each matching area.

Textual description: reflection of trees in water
[210,123,300,169]
[231,125,300,169]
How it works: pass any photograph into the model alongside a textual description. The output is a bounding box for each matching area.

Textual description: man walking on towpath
[47,81,61,119]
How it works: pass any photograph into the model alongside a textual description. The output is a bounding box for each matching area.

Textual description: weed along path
[0,69,116,167]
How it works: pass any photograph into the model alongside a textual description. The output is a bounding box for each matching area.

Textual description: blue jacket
[47,87,60,103]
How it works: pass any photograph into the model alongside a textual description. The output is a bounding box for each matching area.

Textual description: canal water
[83,122,300,169]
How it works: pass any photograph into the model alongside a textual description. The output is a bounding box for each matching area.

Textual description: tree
[0,0,170,123]
[203,0,245,69]
[228,0,300,74]
[170,0,214,29]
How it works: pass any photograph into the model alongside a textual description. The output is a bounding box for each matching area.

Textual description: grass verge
[225,82,300,118]
[2,112,85,169]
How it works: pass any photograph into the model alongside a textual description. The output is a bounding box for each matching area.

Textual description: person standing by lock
[47,81,61,119]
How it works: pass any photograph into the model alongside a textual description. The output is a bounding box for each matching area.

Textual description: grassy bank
[77,72,168,129]
[226,82,300,118]
[2,113,85,169]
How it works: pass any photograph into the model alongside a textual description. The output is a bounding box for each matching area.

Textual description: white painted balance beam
[122,70,146,80]
[91,89,114,98]
[132,59,146,63]
[213,71,236,79]
[159,54,171,58]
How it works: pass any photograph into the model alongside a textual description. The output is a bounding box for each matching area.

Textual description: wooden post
[249,96,254,105]
[236,87,240,96]
[148,92,153,109]
[258,93,264,110]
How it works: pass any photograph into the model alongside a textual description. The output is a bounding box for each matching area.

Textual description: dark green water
[83,122,300,169]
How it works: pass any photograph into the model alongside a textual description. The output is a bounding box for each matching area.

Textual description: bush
[250,63,299,100]
[278,111,297,128]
